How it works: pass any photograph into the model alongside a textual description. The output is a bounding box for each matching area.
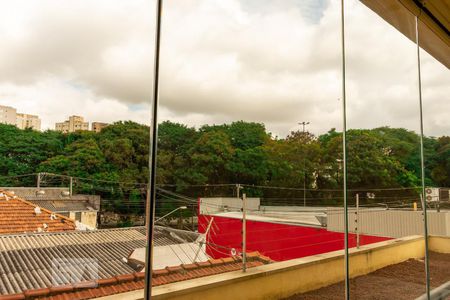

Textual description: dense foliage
[0,121,448,210]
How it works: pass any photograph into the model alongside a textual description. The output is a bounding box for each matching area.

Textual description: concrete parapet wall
[101,235,437,300]
[152,236,425,300]
[429,235,450,253]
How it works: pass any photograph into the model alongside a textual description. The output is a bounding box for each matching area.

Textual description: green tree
[39,138,107,177]
[157,121,198,185]
[187,130,235,184]
[431,136,450,186]
[0,124,64,185]
[226,121,269,150]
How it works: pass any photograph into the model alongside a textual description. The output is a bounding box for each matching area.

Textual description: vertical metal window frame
[145,0,163,299]
[340,0,350,299]
[415,12,431,300]
[341,3,432,299]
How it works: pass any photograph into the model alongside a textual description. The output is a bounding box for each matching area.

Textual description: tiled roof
[0,252,272,300]
[0,226,203,297]
[0,190,76,234]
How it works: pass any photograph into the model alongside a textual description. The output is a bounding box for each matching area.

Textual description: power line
[0,172,431,192]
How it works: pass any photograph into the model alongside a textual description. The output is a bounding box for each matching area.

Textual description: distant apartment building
[0,105,41,130]
[55,115,89,133]
[92,122,109,133]
[0,105,17,126]
[16,113,41,130]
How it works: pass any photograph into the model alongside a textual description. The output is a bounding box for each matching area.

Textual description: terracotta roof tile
[153,269,169,276]
[0,190,76,234]
[209,258,226,265]
[165,265,184,273]
[0,294,25,300]
[196,260,212,267]
[182,263,198,270]
[24,252,273,300]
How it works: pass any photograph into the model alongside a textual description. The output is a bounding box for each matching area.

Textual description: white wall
[81,211,98,229]
[327,208,450,238]
[200,197,260,215]
[0,105,17,126]
[128,243,209,271]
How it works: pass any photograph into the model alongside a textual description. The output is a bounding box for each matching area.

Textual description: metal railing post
[242,193,247,272]
[356,193,360,249]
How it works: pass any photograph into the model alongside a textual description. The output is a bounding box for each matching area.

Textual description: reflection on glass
[156,0,346,299]
[419,43,450,299]
[343,0,443,298]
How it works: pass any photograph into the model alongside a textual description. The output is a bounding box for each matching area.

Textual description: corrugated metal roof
[4,252,273,300]
[0,226,201,296]
[1,188,69,199]
[27,200,94,212]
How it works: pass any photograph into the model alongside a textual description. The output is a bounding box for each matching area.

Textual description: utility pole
[298,121,310,207]
[69,177,73,197]
[37,173,41,190]
[299,121,310,133]
[242,193,247,272]
[236,184,242,199]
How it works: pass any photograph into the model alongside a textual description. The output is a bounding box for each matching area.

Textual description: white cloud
[0,77,150,129]
[0,0,448,136]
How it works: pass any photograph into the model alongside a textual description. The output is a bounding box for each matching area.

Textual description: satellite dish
[34,207,42,215]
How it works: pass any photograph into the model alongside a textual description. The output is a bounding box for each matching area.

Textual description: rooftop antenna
[298,121,310,207]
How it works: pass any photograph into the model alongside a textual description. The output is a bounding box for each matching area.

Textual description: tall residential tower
[55,115,89,133]
[0,105,41,130]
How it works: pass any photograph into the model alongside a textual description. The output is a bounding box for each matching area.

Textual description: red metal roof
[0,190,76,234]
[0,252,272,300]
[199,214,391,261]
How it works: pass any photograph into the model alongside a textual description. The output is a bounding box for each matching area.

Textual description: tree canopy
[0,121,448,209]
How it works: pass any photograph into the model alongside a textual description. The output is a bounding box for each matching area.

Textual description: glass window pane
[420,46,450,299]
[157,1,345,299]
[344,0,435,298]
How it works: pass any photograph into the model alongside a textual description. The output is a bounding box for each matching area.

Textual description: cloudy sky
[0,0,448,137]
